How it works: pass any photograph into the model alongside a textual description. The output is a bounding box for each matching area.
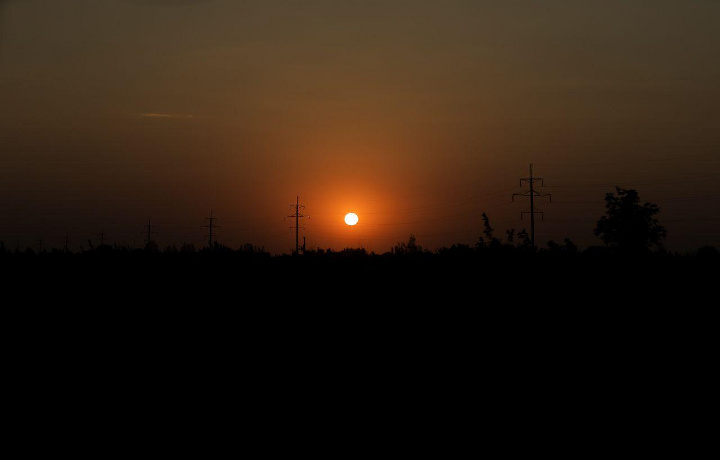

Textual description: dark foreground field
[3,246,716,309]
[3,247,714,452]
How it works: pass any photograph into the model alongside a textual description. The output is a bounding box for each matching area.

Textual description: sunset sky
[1,0,718,254]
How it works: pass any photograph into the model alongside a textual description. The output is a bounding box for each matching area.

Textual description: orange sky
[1,0,718,254]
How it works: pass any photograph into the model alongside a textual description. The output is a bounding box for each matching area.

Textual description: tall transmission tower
[203,210,220,248]
[512,164,551,249]
[286,196,307,255]
[145,219,157,245]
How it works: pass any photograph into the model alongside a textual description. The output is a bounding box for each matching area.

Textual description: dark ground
[2,247,713,453]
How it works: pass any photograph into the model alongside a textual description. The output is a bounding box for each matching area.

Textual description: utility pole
[64,234,70,253]
[512,164,551,249]
[286,196,307,255]
[203,210,220,248]
[145,219,157,245]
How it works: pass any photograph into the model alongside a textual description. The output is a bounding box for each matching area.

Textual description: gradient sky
[1,0,718,254]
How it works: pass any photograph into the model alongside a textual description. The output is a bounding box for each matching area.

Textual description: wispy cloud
[140,113,193,119]
[126,0,215,7]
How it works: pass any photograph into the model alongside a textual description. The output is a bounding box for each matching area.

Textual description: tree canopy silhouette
[594,187,666,252]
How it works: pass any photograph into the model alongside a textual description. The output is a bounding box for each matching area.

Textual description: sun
[344,213,359,226]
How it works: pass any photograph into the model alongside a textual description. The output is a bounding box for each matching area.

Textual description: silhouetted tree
[505,229,515,244]
[547,240,561,253]
[482,213,493,240]
[517,229,531,248]
[546,238,578,255]
[481,212,501,248]
[340,247,367,257]
[408,234,420,253]
[563,238,578,254]
[696,245,719,260]
[145,240,159,253]
[594,187,666,252]
[437,243,473,257]
[393,234,422,255]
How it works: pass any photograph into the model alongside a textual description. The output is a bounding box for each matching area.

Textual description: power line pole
[64,234,70,253]
[512,164,551,249]
[100,230,105,246]
[145,219,157,245]
[203,210,220,248]
[286,196,307,255]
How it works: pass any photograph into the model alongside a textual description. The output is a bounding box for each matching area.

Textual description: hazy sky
[1,0,718,253]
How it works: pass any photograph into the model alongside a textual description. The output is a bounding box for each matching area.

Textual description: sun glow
[344,213,359,226]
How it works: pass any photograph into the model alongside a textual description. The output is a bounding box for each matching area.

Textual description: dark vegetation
[3,188,714,406]
[1,188,716,308]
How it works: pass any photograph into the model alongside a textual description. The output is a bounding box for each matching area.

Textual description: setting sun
[344,213,359,226]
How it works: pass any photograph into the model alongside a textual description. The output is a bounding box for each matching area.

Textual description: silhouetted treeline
[1,186,717,310]
[2,234,716,261]
[4,188,715,421]
[2,235,716,297]
[3,229,716,401]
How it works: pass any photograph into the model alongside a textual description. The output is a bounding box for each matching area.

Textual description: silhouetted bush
[595,187,667,253]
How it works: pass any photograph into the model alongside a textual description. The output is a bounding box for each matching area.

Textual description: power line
[145,219,157,245]
[203,210,220,248]
[361,188,518,215]
[512,164,551,249]
[286,196,307,255]
[544,175,720,188]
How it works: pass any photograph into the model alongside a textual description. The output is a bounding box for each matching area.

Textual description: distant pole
[100,230,105,246]
[64,234,69,253]
[145,219,157,245]
[286,196,307,255]
[203,211,221,248]
[512,163,551,249]
[296,197,299,254]
[529,165,535,248]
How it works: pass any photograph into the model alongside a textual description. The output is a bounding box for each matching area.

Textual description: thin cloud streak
[140,113,194,119]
